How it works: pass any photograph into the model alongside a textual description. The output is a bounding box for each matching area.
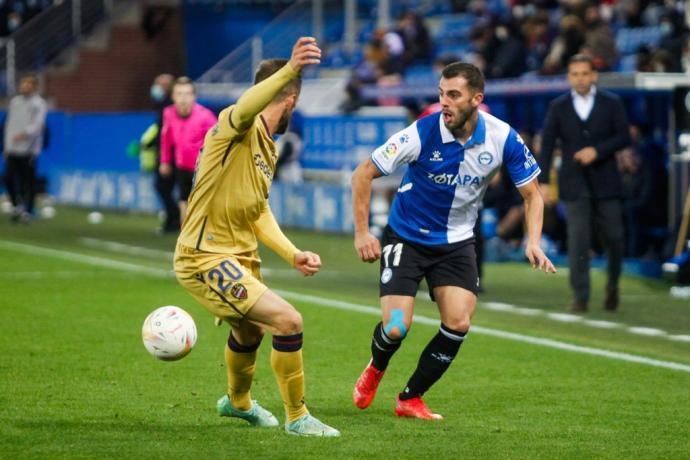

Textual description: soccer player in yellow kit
[173,37,339,437]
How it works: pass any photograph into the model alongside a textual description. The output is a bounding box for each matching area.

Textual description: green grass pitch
[1,207,689,459]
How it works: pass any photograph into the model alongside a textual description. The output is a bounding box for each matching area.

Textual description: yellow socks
[225,334,261,412]
[271,333,309,422]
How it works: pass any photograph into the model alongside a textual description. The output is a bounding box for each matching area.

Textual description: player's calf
[353,318,407,409]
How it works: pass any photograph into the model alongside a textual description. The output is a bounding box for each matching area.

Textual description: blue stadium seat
[616,53,638,72]
[434,14,474,41]
[615,27,662,54]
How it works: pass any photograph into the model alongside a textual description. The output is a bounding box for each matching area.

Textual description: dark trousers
[4,154,36,214]
[564,197,624,303]
[154,170,179,231]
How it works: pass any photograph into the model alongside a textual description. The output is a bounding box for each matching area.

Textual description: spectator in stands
[468,23,494,75]
[581,3,618,71]
[616,0,645,28]
[159,77,217,225]
[143,73,180,234]
[1,0,54,37]
[540,54,630,312]
[3,73,47,223]
[522,11,553,73]
[375,27,405,75]
[541,15,585,75]
[274,110,304,184]
[487,21,528,78]
[141,2,173,40]
[342,36,387,112]
[618,124,667,259]
[656,9,687,72]
[682,35,690,74]
[396,10,432,66]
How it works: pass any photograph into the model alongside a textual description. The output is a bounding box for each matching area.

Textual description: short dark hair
[173,76,195,93]
[568,54,594,70]
[441,62,485,93]
[254,59,302,101]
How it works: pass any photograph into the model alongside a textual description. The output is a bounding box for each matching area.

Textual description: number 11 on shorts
[382,243,403,268]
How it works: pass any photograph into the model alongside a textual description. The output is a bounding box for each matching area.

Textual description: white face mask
[8,16,20,31]
[150,84,166,102]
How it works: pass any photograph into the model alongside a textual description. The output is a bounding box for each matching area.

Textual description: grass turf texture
[1,207,689,459]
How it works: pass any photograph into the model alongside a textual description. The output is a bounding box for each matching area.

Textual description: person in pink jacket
[159,77,217,224]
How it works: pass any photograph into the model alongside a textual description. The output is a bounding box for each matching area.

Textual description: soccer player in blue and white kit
[351,62,556,420]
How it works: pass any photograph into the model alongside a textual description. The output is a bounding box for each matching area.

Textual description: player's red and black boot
[394,396,443,420]
[353,360,385,409]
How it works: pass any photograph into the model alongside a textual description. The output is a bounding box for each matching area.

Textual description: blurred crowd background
[0,0,689,282]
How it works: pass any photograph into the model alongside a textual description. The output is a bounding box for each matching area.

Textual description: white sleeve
[370,123,421,176]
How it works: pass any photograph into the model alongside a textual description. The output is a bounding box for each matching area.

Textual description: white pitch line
[79,237,175,261]
[583,319,621,329]
[275,290,690,373]
[0,270,136,279]
[2,239,689,373]
[0,240,174,278]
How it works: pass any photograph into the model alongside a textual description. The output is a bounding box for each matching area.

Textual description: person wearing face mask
[159,77,217,226]
[141,73,180,233]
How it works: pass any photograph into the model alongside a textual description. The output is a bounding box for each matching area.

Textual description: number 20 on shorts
[208,260,243,292]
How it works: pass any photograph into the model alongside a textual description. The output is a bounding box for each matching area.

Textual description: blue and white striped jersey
[371,111,540,245]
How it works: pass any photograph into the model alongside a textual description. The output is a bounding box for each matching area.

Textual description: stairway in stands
[45,1,184,112]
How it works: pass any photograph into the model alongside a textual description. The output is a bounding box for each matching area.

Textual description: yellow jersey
[177,63,300,266]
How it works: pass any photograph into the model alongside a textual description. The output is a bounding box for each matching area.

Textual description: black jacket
[540,88,630,200]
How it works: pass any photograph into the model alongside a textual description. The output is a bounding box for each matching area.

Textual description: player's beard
[275,107,292,135]
[443,105,475,132]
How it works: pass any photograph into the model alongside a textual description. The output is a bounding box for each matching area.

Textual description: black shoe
[604,287,619,311]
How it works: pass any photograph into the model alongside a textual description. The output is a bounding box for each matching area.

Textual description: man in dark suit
[540,54,630,312]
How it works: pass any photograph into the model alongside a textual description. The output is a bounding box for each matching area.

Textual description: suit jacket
[540,88,630,200]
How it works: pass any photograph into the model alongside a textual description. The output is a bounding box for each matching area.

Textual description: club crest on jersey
[381,268,393,284]
[382,142,399,159]
[478,151,493,165]
[430,150,443,161]
[230,283,248,300]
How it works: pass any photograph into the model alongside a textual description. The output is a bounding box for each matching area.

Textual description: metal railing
[197,0,359,84]
[0,0,113,96]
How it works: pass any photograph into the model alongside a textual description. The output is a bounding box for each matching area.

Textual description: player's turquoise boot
[285,414,341,437]
[216,395,279,427]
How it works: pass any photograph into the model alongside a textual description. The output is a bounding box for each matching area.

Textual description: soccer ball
[142,306,197,361]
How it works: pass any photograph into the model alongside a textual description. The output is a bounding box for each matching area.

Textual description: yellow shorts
[174,244,268,327]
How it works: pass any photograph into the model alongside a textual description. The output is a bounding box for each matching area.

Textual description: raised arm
[230,37,321,133]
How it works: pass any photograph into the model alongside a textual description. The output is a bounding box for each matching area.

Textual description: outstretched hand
[289,37,321,72]
[294,251,322,276]
[525,243,557,273]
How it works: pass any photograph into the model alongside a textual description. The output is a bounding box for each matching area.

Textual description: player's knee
[444,317,470,333]
[275,308,303,335]
[383,309,410,340]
